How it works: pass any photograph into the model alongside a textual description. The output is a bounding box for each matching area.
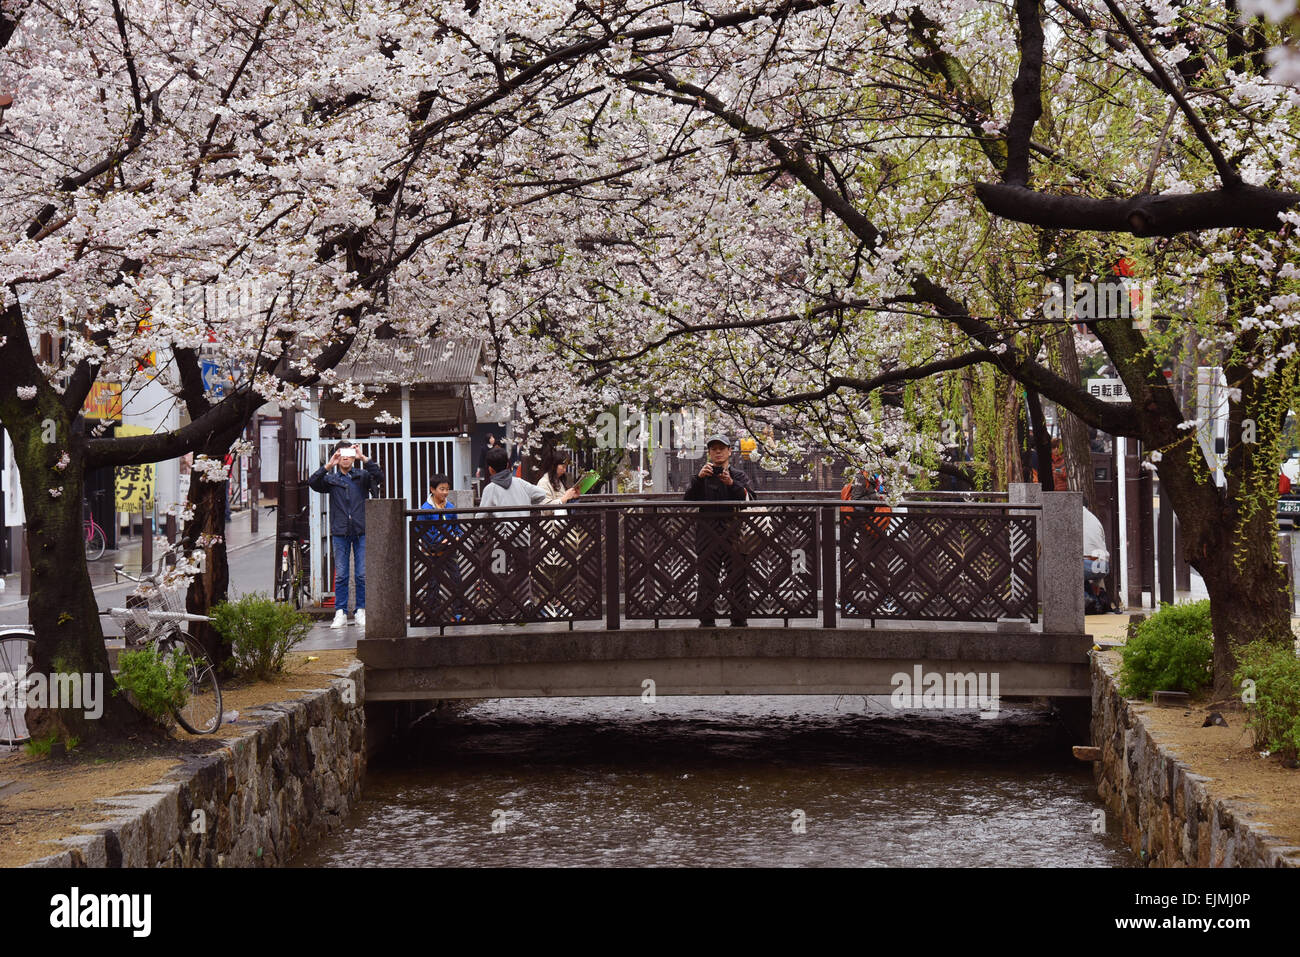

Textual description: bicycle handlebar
[103,608,211,624]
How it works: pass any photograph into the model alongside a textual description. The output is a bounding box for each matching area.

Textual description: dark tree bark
[974,183,1300,237]
[1025,387,1054,493]
[0,386,157,742]
[1048,327,1098,509]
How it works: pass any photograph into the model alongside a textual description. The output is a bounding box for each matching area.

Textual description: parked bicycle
[103,556,223,734]
[84,496,107,561]
[266,502,312,609]
[0,627,34,746]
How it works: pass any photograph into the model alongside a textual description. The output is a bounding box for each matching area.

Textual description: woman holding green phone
[536,452,581,617]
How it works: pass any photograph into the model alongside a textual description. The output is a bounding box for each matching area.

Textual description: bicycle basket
[112,581,187,645]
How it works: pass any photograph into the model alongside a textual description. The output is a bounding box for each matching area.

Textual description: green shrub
[211,592,311,680]
[1234,640,1300,763]
[22,731,79,756]
[23,732,56,757]
[114,643,190,723]
[1118,600,1214,698]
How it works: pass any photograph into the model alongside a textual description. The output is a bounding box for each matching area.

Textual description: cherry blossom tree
[2,0,829,741]
[463,1,1300,699]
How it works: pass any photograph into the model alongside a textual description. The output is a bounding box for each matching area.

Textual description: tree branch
[1004,0,1044,186]
[974,181,1299,236]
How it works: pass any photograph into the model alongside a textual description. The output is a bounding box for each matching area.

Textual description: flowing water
[297,696,1132,867]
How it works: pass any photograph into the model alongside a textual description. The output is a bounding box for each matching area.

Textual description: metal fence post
[605,508,620,630]
[821,506,837,628]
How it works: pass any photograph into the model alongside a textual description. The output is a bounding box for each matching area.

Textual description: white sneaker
[331,610,347,629]
[355,609,366,629]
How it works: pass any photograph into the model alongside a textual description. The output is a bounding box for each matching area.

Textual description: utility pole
[249,412,260,534]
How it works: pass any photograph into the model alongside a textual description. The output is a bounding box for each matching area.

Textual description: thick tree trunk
[9,407,152,741]
[1149,386,1293,699]
[1190,506,1291,701]
[1049,328,1098,508]
[997,377,1024,488]
[1025,387,1053,493]
[182,469,232,672]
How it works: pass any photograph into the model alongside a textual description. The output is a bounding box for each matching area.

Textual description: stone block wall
[27,661,365,868]
[1091,653,1300,867]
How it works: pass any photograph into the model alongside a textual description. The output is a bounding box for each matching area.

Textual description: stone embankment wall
[1091,653,1300,868]
[28,661,365,868]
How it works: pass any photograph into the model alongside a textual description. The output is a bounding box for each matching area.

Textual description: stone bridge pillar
[365,498,407,639]
[1010,484,1084,633]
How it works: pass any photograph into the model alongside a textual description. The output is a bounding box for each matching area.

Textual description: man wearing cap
[684,434,753,627]
[308,441,384,630]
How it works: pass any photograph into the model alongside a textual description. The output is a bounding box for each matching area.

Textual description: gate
[305,436,459,603]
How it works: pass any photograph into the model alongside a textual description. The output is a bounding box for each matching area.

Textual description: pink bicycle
[84,499,107,561]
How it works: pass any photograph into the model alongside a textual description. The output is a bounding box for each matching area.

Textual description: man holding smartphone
[308,441,383,629]
[684,434,753,627]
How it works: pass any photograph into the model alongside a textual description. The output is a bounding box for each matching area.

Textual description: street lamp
[0,94,12,123]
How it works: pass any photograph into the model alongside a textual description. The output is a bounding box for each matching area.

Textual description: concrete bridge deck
[357,623,1094,700]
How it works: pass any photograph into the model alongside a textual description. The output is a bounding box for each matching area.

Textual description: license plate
[1280,499,1300,514]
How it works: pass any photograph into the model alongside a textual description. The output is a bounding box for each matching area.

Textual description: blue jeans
[332,534,366,612]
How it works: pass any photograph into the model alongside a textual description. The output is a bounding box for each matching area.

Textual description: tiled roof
[333,338,486,385]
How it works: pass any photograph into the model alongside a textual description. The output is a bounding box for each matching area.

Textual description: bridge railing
[391,491,1071,633]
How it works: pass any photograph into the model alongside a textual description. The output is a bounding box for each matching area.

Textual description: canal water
[297,696,1132,867]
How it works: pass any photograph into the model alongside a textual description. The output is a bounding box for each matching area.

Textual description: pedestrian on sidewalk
[476,433,501,482]
[418,474,467,622]
[1083,501,1115,614]
[479,445,549,617]
[222,451,235,522]
[685,434,752,628]
[307,441,383,630]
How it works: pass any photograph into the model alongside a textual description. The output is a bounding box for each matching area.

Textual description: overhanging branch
[974,182,1299,236]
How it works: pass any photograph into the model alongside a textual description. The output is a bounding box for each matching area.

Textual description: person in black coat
[476,433,500,482]
[307,441,383,629]
[684,434,752,627]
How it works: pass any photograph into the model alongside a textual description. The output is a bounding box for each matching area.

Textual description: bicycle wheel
[85,523,106,561]
[289,545,307,609]
[0,630,35,746]
[274,542,293,604]
[164,633,222,735]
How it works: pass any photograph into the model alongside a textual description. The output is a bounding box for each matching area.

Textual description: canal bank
[1090,650,1300,868]
[18,641,1299,868]
[20,657,365,867]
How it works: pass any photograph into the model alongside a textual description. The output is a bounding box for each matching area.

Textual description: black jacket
[307,461,383,536]
[684,464,751,512]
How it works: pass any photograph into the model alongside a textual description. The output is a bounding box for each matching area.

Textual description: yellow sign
[114,425,155,512]
[82,382,123,421]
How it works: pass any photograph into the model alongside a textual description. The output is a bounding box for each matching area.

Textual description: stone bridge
[356,485,1092,705]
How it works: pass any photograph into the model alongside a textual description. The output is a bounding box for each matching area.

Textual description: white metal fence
[304,436,465,602]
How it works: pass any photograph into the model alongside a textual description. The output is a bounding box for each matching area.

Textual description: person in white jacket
[536,453,580,513]
[1083,504,1114,613]
[480,446,549,514]
[480,446,548,616]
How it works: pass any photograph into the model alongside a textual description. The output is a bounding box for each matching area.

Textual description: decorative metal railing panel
[405,502,1042,628]
[622,507,819,621]
[410,512,604,626]
[838,511,1038,622]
